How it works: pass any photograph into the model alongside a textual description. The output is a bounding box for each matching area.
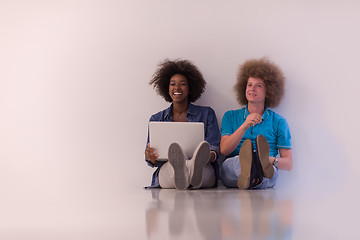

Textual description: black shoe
[255,135,274,179]
[248,151,264,189]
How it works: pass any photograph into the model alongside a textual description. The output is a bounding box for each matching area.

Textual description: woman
[145,59,220,190]
[220,57,293,190]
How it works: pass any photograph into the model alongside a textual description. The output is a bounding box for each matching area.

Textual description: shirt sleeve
[221,111,234,137]
[276,118,292,149]
[204,107,220,155]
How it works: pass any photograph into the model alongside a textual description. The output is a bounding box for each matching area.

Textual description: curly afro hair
[234,57,285,108]
[149,59,206,103]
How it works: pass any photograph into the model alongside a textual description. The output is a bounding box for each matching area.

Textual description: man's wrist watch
[273,158,279,167]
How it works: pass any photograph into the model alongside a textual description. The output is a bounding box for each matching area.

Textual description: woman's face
[169,74,189,104]
[245,77,266,105]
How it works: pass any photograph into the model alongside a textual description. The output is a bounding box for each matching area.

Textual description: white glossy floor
[1,174,359,240]
[141,184,359,240]
[144,187,291,240]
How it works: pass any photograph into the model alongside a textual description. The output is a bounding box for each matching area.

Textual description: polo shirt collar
[244,105,269,120]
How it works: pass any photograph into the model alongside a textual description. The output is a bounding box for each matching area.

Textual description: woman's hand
[145,143,159,165]
[243,113,262,129]
[209,150,217,163]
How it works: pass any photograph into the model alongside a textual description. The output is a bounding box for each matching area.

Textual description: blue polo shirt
[221,106,291,158]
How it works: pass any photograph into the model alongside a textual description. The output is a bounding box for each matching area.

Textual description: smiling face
[169,74,189,104]
[245,77,266,105]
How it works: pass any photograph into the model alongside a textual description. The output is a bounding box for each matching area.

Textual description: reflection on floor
[1,178,358,239]
[145,188,292,240]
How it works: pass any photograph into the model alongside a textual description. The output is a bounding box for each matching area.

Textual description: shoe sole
[168,143,187,190]
[237,139,252,190]
[256,135,274,179]
[190,141,210,188]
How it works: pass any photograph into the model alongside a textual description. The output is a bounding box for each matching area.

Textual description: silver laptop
[148,122,205,161]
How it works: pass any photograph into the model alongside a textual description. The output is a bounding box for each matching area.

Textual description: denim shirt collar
[163,103,197,121]
[243,105,269,120]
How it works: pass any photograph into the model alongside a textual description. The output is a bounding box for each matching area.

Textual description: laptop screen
[149,122,204,161]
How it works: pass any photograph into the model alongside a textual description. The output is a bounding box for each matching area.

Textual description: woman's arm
[204,107,221,161]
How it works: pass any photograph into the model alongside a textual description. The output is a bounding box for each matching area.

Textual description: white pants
[159,161,216,189]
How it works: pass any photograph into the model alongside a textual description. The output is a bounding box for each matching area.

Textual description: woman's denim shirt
[145,103,220,187]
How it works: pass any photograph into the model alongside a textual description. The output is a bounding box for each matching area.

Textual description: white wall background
[1,0,360,235]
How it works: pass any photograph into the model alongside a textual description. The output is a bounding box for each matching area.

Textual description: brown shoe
[237,139,253,190]
[255,135,274,179]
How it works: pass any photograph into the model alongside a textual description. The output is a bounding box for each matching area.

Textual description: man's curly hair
[234,57,285,108]
[149,59,206,103]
